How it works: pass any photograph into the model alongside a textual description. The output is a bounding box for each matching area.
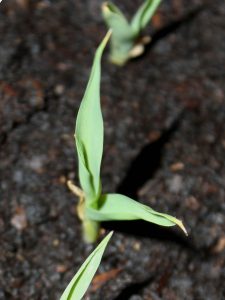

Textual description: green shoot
[71,31,187,243]
[60,231,113,300]
[102,0,162,65]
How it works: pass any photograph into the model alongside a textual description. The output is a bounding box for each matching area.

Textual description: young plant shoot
[102,0,162,65]
[69,31,187,243]
[60,231,113,300]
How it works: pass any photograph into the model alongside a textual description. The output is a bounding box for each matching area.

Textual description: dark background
[0,0,224,299]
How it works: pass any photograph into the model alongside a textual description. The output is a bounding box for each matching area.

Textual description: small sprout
[72,31,187,243]
[102,0,162,65]
[60,231,113,300]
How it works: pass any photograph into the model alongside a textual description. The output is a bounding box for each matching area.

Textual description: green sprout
[102,0,162,65]
[60,231,113,300]
[68,31,187,243]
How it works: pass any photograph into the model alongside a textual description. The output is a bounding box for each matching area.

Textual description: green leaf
[102,2,135,65]
[87,193,187,235]
[60,231,113,300]
[131,0,162,36]
[102,2,133,40]
[75,31,111,205]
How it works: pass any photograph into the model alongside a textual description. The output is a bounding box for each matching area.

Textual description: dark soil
[0,0,225,299]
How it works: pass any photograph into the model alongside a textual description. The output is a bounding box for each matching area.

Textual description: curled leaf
[102,0,162,65]
[87,193,187,235]
[102,2,135,65]
[75,31,111,205]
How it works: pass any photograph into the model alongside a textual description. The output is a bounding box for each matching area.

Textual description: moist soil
[0,0,225,299]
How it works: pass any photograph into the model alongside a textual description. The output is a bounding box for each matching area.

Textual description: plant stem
[82,217,100,243]
[67,180,100,242]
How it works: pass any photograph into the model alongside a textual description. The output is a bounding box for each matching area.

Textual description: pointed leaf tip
[105,230,114,241]
[99,30,112,53]
[102,2,110,14]
[176,219,188,236]
[165,214,188,236]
